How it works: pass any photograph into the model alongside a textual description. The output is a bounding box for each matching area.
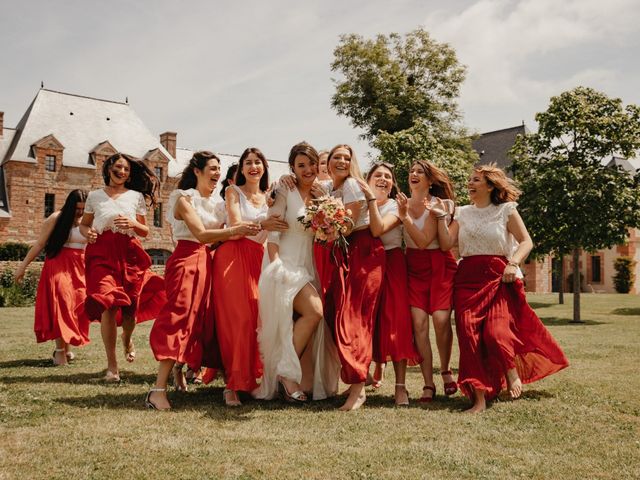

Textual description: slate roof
[1,89,174,168]
[472,125,528,171]
[606,156,638,173]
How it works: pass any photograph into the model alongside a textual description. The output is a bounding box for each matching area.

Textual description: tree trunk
[570,248,583,323]
[558,253,565,305]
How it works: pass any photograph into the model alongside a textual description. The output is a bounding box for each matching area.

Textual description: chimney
[160,131,177,159]
[0,112,4,137]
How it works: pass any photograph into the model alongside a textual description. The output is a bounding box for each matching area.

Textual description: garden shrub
[613,257,636,294]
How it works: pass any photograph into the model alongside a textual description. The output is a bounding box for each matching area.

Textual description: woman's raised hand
[396,192,409,220]
[426,197,448,218]
[354,177,375,201]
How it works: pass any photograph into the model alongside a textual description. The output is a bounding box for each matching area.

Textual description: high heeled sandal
[278,377,308,404]
[441,370,458,396]
[419,385,436,403]
[172,364,188,392]
[185,367,202,385]
[223,389,242,407]
[52,349,68,366]
[145,388,170,410]
[394,384,409,407]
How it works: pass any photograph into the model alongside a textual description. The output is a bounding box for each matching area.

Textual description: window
[154,166,163,180]
[45,155,56,172]
[153,203,163,228]
[147,249,171,266]
[44,193,55,217]
[591,255,602,283]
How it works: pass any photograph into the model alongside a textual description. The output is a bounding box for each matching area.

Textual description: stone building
[0,88,289,264]
[473,125,639,294]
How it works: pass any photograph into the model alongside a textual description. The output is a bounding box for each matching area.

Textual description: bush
[0,242,30,261]
[0,267,41,307]
[613,257,636,294]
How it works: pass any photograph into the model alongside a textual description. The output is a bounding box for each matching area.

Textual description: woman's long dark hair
[412,160,455,201]
[44,189,88,259]
[234,147,269,192]
[102,152,160,207]
[178,151,221,190]
[220,163,238,200]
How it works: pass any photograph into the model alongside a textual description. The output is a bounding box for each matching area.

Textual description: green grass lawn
[1,294,639,479]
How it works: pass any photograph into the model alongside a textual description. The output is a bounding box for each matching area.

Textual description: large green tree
[511,86,640,322]
[331,28,476,194]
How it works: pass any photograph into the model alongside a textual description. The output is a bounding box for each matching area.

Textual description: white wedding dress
[254,187,341,400]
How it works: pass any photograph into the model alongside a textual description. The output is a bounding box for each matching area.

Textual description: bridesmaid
[80,152,166,382]
[213,147,288,406]
[358,163,421,406]
[320,144,385,411]
[15,189,90,365]
[432,163,569,413]
[255,142,340,403]
[396,161,458,402]
[146,151,260,410]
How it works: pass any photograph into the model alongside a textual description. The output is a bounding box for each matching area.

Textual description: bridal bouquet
[297,196,352,251]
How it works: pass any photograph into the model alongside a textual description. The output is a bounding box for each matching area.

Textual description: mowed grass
[0,294,639,480]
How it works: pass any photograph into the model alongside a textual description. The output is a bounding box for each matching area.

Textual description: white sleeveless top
[456,202,518,258]
[403,197,454,249]
[329,177,368,229]
[167,189,224,242]
[63,226,87,250]
[378,200,402,250]
[229,184,268,244]
[84,189,147,235]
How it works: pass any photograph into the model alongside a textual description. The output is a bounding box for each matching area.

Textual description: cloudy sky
[1,0,639,164]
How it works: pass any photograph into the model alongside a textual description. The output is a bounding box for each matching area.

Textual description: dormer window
[45,155,56,172]
[154,166,163,180]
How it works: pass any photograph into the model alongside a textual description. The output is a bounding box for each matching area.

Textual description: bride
[254,142,340,402]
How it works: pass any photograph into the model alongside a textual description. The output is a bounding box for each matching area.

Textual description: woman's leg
[120,314,136,363]
[466,387,486,414]
[392,360,408,406]
[411,306,435,399]
[147,359,174,410]
[101,308,119,377]
[339,382,366,411]
[53,337,67,366]
[432,308,456,391]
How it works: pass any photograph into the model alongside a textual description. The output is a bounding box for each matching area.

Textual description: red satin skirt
[34,247,90,346]
[373,248,421,364]
[84,230,166,324]
[318,229,385,384]
[406,248,457,314]
[454,255,569,400]
[149,240,216,370]
[212,238,264,392]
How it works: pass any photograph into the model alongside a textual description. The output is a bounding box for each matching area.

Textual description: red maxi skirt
[406,248,457,314]
[373,248,421,364]
[150,240,217,370]
[34,247,90,346]
[212,237,264,392]
[317,229,385,384]
[84,230,166,324]
[454,255,569,401]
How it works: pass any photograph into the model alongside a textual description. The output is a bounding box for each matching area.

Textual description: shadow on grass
[611,307,640,316]
[495,389,555,402]
[0,358,53,368]
[540,316,606,326]
[528,302,555,310]
[1,368,155,385]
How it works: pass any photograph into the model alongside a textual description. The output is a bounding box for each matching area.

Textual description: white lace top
[378,200,402,250]
[63,226,87,250]
[228,184,268,244]
[403,197,454,250]
[167,189,224,242]
[84,189,147,235]
[456,202,518,258]
[330,177,368,229]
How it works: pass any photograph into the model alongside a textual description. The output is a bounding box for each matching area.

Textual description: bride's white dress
[254,187,341,400]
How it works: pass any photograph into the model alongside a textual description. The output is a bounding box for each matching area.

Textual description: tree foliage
[331,28,475,196]
[511,86,640,319]
[613,257,636,294]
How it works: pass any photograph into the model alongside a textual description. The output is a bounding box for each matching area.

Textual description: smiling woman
[79,152,166,383]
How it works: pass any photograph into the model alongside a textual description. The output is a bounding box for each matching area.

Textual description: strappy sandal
[52,349,68,366]
[145,388,170,410]
[278,377,308,404]
[223,389,242,407]
[394,384,409,407]
[419,385,436,403]
[441,370,458,396]
[103,370,121,383]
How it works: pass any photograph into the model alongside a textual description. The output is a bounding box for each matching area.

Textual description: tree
[331,28,476,190]
[511,86,640,322]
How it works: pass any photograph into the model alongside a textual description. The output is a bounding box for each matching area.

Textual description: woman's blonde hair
[327,144,364,180]
[475,163,521,204]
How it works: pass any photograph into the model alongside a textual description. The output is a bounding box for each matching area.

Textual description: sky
[1,0,639,165]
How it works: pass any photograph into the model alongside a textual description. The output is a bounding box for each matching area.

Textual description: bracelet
[507,261,518,267]
[367,198,376,203]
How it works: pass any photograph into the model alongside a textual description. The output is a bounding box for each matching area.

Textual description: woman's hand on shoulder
[260,214,288,232]
[279,174,297,191]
